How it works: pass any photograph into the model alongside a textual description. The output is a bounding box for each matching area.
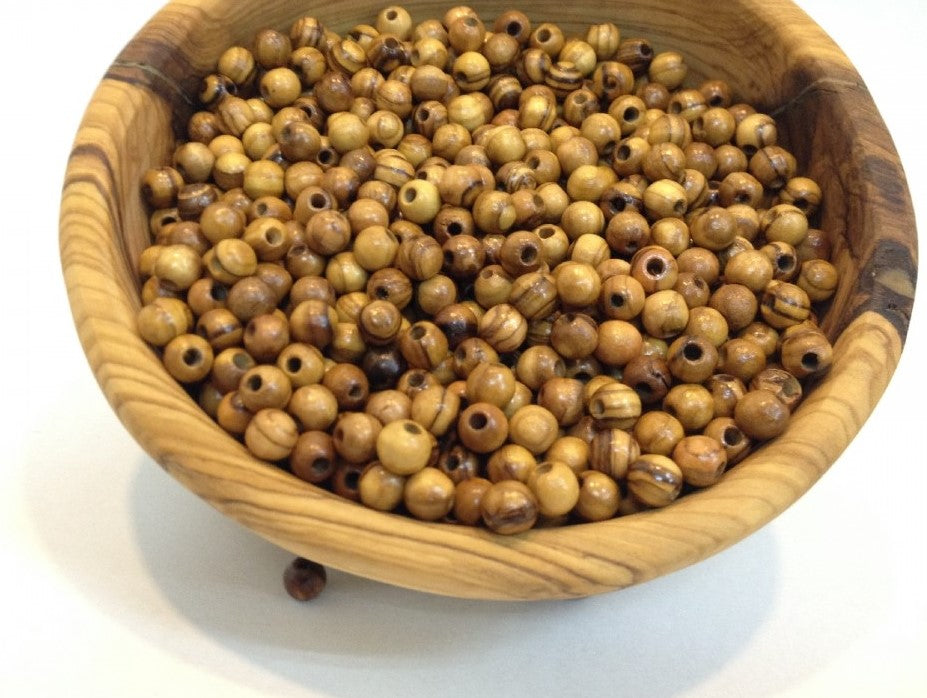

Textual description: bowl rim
[59,0,917,599]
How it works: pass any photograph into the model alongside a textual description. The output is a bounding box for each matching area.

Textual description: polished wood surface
[60,0,917,599]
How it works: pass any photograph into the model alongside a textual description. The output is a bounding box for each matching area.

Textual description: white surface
[2,1,925,696]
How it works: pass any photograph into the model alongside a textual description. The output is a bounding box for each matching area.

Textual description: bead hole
[468,412,488,430]
[182,348,202,366]
[403,422,422,435]
[622,107,638,122]
[683,342,703,361]
[646,258,665,277]
[636,382,654,400]
[445,454,460,470]
[286,356,302,373]
[386,9,398,19]
[673,200,686,215]
[538,28,551,42]
[408,372,425,387]
[723,426,743,447]
[384,37,399,48]
[247,375,263,391]
[506,21,522,36]
[312,457,331,474]
[265,227,282,244]
[610,293,625,308]
[520,246,538,263]
[801,352,819,371]
[310,192,328,209]
[447,221,463,235]
[590,399,605,418]
[348,384,363,397]
[374,286,389,299]
[410,325,426,340]
[210,283,228,301]
[403,187,417,202]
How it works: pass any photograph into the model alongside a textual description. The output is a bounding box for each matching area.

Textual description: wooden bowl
[60,0,917,600]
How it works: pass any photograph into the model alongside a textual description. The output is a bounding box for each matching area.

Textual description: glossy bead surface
[627,454,683,507]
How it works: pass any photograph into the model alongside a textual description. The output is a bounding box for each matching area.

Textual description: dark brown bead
[361,345,407,391]
[442,234,485,278]
[331,461,365,501]
[432,303,479,350]
[283,557,327,601]
[622,354,673,406]
[323,362,370,411]
[290,431,336,484]
[437,444,480,484]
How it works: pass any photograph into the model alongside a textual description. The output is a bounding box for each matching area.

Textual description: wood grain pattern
[60,0,917,599]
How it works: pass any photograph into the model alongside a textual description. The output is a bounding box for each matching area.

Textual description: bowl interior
[60,0,917,599]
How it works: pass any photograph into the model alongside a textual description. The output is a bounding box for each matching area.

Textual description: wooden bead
[290,430,336,484]
[453,477,492,526]
[749,367,802,411]
[760,280,812,329]
[633,410,685,456]
[546,312,596,360]
[375,419,435,476]
[453,337,499,378]
[162,333,214,383]
[408,384,460,437]
[514,345,564,390]
[396,235,443,281]
[536,377,585,427]
[723,249,774,292]
[589,428,640,481]
[663,383,714,431]
[627,454,684,507]
[442,234,485,279]
[486,444,535,484]
[238,364,292,412]
[508,405,560,455]
[244,408,298,461]
[589,382,642,430]
[572,470,620,522]
[543,436,588,477]
[480,480,538,534]
[684,306,729,347]
[287,384,338,431]
[356,299,402,346]
[622,354,673,406]
[458,402,509,454]
[630,245,678,293]
[331,411,381,464]
[404,467,456,521]
[709,283,758,332]
[322,362,369,411]
[717,337,767,382]
[357,462,406,512]
[478,303,527,353]
[641,289,690,339]
[761,240,800,281]
[797,259,839,302]
[556,262,601,308]
[666,334,719,383]
[599,274,645,321]
[466,361,516,408]
[137,297,193,347]
[703,417,751,465]
[689,206,738,250]
[242,312,289,363]
[672,435,728,487]
[780,329,834,378]
[734,389,790,441]
[527,461,580,518]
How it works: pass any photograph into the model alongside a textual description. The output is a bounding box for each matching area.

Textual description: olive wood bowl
[61,0,917,600]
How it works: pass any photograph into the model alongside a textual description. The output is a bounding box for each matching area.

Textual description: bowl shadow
[126,456,780,697]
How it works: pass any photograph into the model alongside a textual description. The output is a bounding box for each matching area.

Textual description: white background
[2,1,925,696]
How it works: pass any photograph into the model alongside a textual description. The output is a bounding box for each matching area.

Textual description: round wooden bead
[364,390,411,426]
[717,337,767,382]
[162,333,214,383]
[703,417,752,465]
[574,471,621,522]
[480,480,539,535]
[508,270,558,320]
[436,444,480,484]
[760,280,812,329]
[622,354,673,406]
[434,304,479,350]
[663,383,715,431]
[641,289,690,339]
[358,462,406,512]
[734,389,790,440]
[589,382,642,430]
[244,408,298,461]
[589,428,641,481]
[403,467,456,521]
[358,299,403,346]
[243,313,289,363]
[536,378,585,427]
[550,312,599,360]
[453,477,493,526]
[704,373,747,418]
[709,283,758,332]
[666,334,719,383]
[376,419,435,475]
[595,319,643,366]
[331,411,382,465]
[332,461,365,502]
[486,443,537,483]
[780,329,834,378]
[750,367,803,411]
[508,405,560,455]
[238,364,292,412]
[627,454,684,507]
[322,362,369,411]
[672,435,728,487]
[544,436,590,476]
[396,235,444,280]
[286,384,337,432]
[600,274,645,321]
[515,346,566,391]
[290,430,336,485]
[478,304,527,353]
[797,259,839,302]
[458,402,509,454]
[466,362,517,408]
[633,410,685,456]
[527,461,580,518]
[289,299,338,349]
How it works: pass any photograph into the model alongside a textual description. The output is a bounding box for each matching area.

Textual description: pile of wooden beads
[136,5,839,535]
